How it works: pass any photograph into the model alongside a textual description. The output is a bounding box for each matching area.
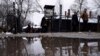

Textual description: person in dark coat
[72,12,79,31]
[26,24,32,33]
[41,17,48,32]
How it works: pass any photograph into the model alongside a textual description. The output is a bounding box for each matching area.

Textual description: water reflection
[0,37,44,56]
[0,37,100,56]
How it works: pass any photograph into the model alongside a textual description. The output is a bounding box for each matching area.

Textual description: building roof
[44,5,55,9]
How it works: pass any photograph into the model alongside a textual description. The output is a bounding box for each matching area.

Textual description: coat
[81,12,88,21]
[72,14,79,25]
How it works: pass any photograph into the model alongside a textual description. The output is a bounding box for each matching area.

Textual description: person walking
[81,9,89,31]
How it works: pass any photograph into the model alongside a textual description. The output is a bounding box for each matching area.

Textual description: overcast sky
[39,0,75,12]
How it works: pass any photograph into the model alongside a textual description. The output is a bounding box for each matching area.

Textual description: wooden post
[67,9,70,18]
[65,11,67,19]
[89,11,92,18]
[59,4,62,32]
[97,15,100,32]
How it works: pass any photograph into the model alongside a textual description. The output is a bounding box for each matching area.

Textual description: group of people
[72,9,88,31]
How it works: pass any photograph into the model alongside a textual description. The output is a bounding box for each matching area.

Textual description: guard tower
[44,5,55,19]
[42,5,55,32]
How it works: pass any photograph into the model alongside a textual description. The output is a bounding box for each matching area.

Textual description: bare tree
[93,0,100,16]
[14,0,43,26]
[70,0,87,13]
[0,0,43,32]
[0,0,13,29]
[94,0,100,8]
